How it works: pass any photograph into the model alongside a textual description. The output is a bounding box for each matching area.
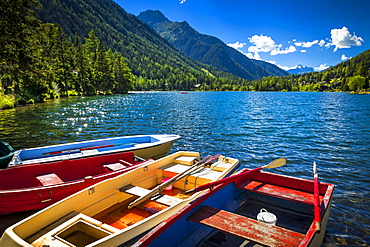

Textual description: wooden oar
[127,154,221,209]
[313,161,321,232]
[185,157,286,194]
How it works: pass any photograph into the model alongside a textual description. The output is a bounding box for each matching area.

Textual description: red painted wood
[0,152,153,214]
[189,206,305,247]
[314,176,321,231]
[237,180,322,204]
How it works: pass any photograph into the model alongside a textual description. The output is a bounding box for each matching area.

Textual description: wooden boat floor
[160,187,192,200]
[93,187,189,230]
[236,199,312,234]
[190,206,305,247]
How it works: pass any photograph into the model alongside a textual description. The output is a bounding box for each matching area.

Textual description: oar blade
[265,157,286,168]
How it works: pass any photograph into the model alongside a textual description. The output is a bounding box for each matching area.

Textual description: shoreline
[1,90,367,111]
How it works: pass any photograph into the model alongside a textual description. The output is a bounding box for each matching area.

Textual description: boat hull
[0,151,240,247]
[134,169,335,247]
[0,152,153,215]
[9,134,180,166]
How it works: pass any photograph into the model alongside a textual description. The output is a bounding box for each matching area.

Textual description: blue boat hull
[10,134,180,166]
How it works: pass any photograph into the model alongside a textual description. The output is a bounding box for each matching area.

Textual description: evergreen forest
[1,0,369,109]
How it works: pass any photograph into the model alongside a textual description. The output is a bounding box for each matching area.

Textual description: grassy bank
[0,93,15,109]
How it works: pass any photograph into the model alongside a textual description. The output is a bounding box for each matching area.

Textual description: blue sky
[117,0,369,71]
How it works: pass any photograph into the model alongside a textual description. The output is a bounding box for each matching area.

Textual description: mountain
[138,10,289,81]
[36,0,248,91]
[287,64,314,74]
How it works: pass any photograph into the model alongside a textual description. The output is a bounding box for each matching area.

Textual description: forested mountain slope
[138,10,289,80]
[252,49,370,92]
[36,0,250,90]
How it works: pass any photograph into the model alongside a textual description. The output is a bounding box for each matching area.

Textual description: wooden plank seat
[104,159,134,171]
[189,206,305,247]
[36,173,64,186]
[119,184,182,207]
[237,180,318,205]
[104,163,126,171]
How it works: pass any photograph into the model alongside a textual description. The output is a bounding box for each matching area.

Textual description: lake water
[0,91,369,246]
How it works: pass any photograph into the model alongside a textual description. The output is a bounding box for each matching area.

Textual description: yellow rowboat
[0,151,240,247]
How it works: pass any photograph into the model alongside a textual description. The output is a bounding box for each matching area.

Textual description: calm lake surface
[0,91,369,246]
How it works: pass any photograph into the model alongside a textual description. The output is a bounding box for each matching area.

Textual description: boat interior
[154,171,333,247]
[18,136,160,161]
[24,153,238,247]
[0,152,140,190]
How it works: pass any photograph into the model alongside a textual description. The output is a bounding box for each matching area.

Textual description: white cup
[257,208,277,225]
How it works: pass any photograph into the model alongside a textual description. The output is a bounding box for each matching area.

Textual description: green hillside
[252,49,370,92]
[138,10,289,81]
[36,0,251,91]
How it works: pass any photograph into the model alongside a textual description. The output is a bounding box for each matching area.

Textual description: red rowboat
[134,164,334,247]
[0,152,153,214]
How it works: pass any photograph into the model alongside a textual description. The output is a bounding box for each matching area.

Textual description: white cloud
[294,40,319,48]
[301,50,307,53]
[230,47,261,60]
[247,34,297,58]
[264,60,296,71]
[315,64,330,71]
[248,35,278,53]
[270,45,296,55]
[245,52,261,60]
[227,41,246,49]
[277,64,297,71]
[291,27,363,52]
[179,0,186,4]
[329,26,364,52]
[318,40,326,47]
[341,54,351,60]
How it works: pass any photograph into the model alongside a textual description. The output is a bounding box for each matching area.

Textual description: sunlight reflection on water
[0,92,369,245]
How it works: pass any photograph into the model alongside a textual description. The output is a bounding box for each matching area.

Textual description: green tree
[348,76,366,91]
[0,0,40,77]
[73,34,88,94]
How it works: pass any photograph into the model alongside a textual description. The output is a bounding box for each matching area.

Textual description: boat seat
[119,184,182,207]
[36,173,64,186]
[118,159,134,166]
[189,206,305,247]
[237,180,318,205]
[104,159,135,171]
[104,163,126,171]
